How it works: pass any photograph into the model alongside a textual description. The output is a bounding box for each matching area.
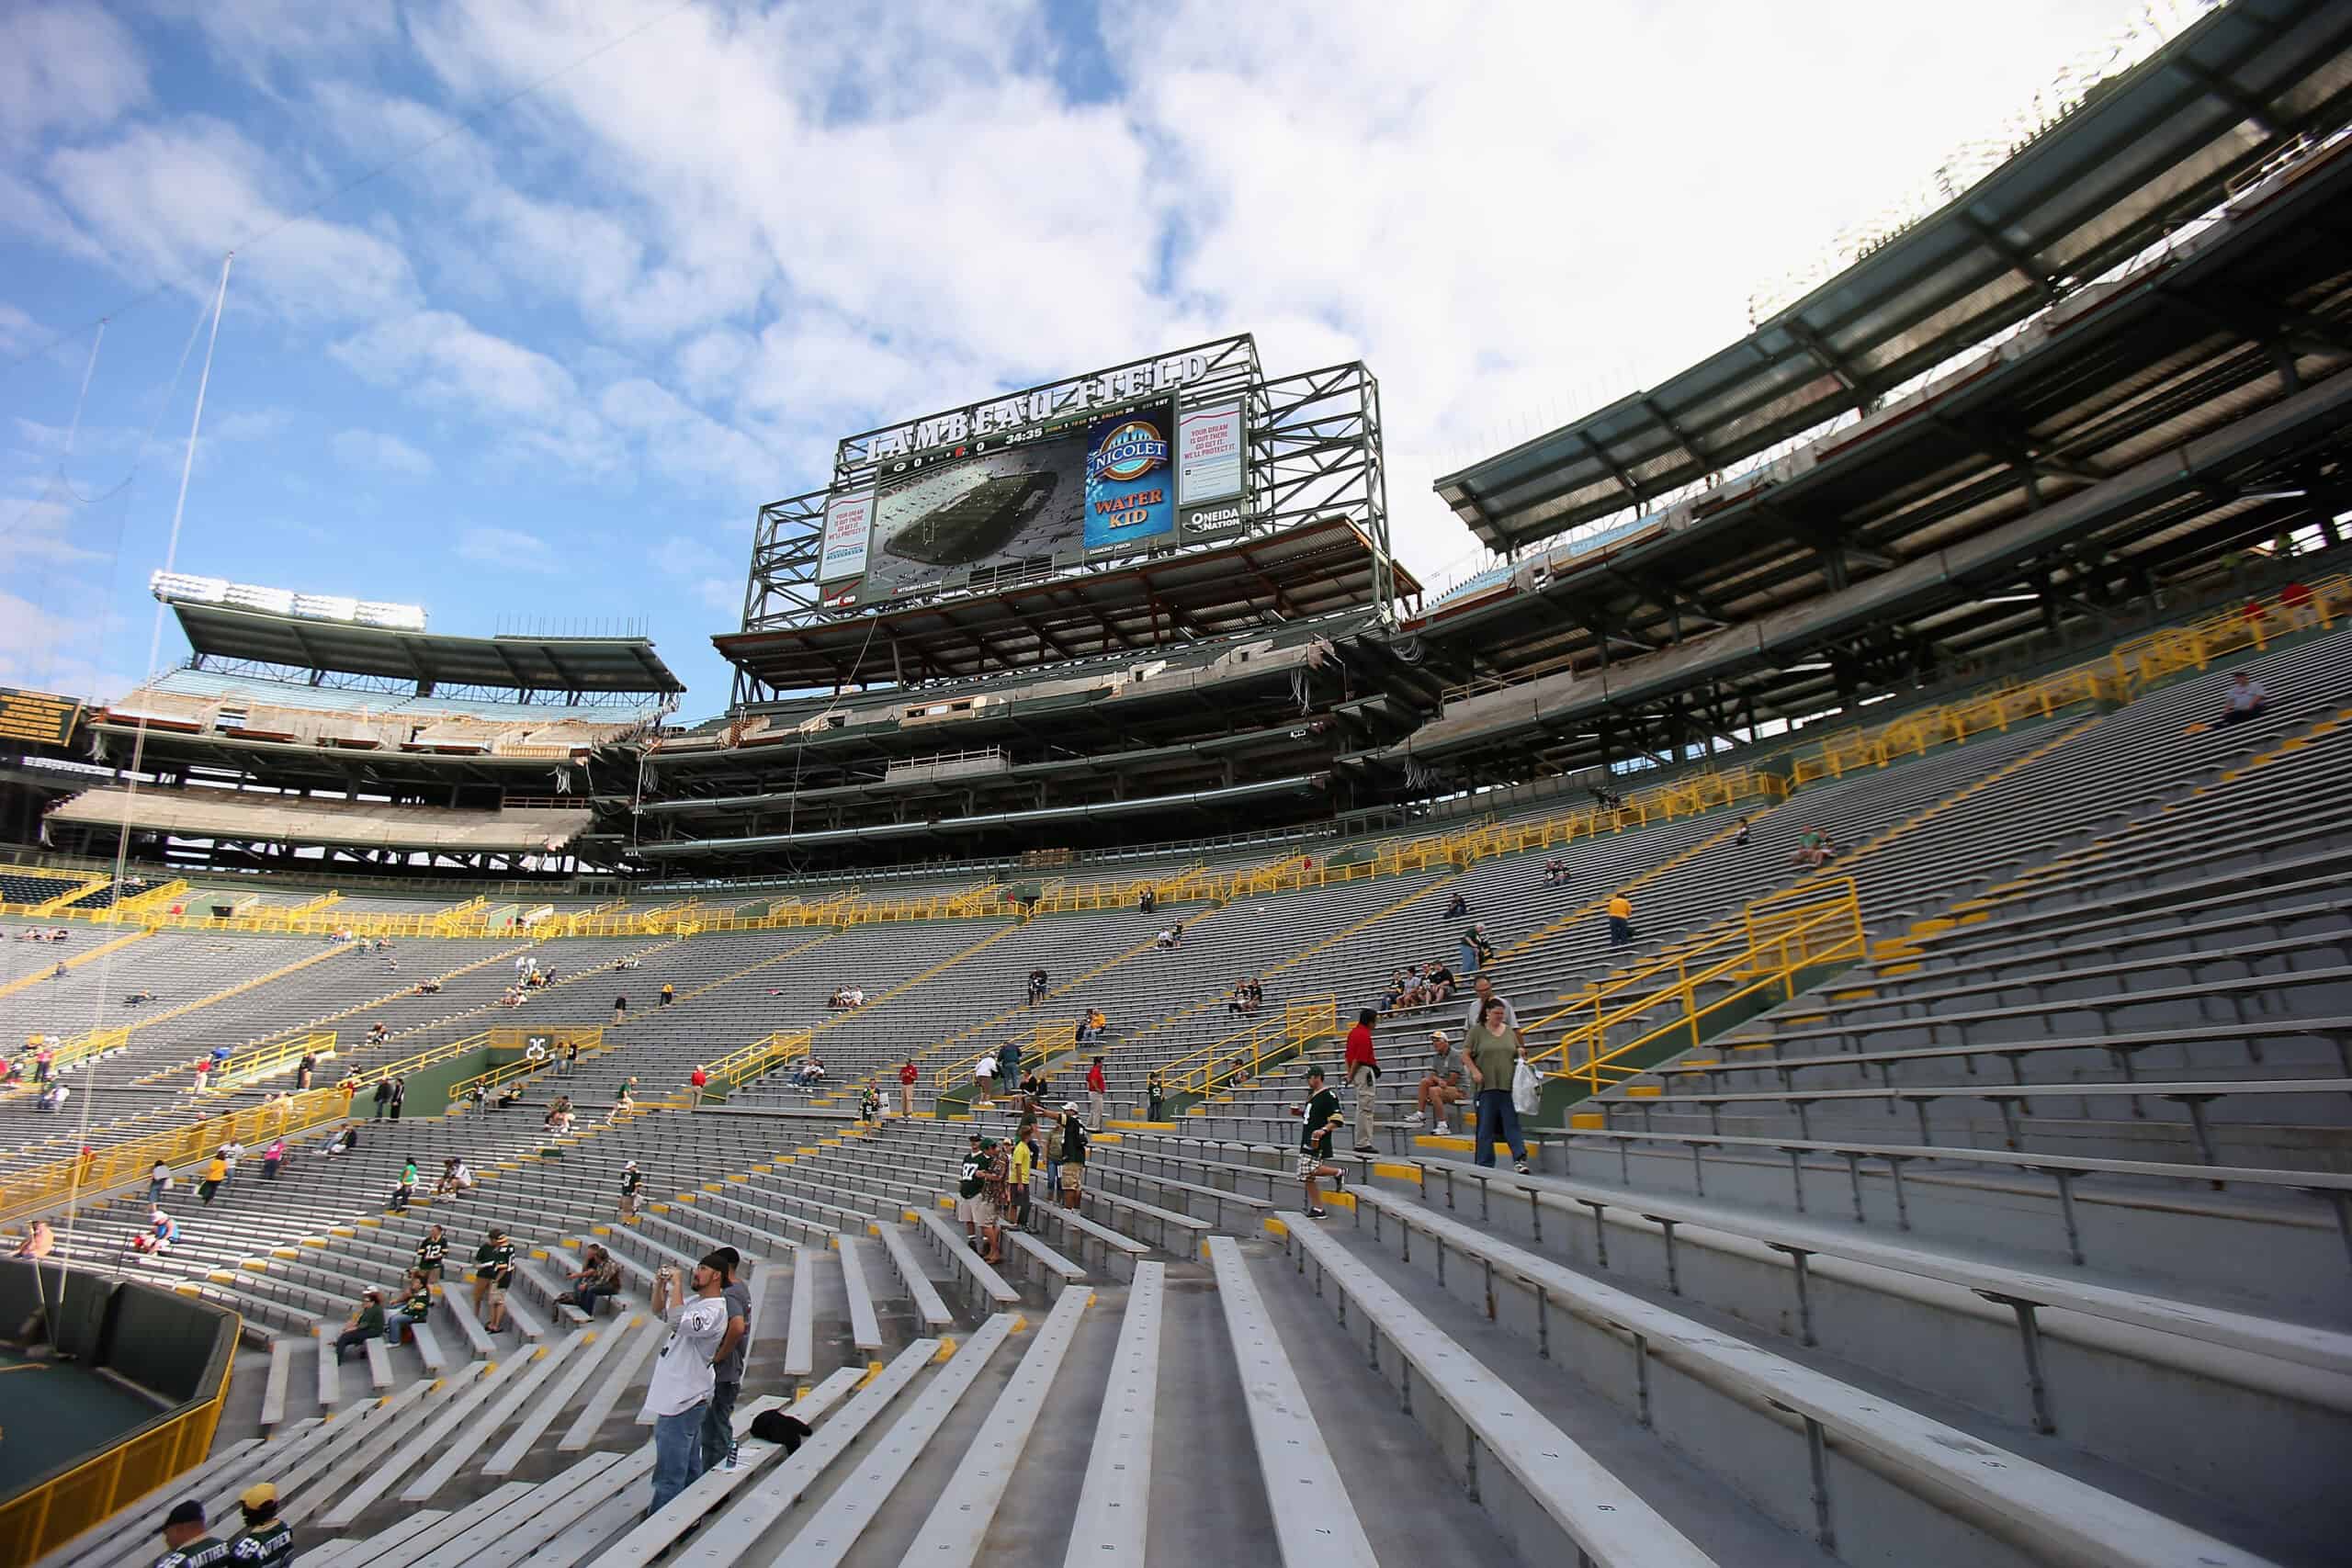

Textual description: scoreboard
[0,687,82,749]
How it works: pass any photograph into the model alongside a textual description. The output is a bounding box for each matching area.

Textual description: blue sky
[2,0,2166,716]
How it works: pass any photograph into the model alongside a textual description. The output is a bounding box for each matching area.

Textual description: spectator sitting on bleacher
[130,1208,178,1255]
[561,1245,624,1315]
[437,1157,475,1197]
[1020,1068,1049,1112]
[2219,670,2268,726]
[366,1022,388,1048]
[1227,977,1263,1016]
[498,1081,525,1111]
[1408,1031,1465,1134]
[1077,1010,1107,1044]
[35,1082,66,1113]
[1027,967,1049,1006]
[614,956,640,971]
[325,1122,359,1156]
[1544,857,1566,886]
[387,1271,433,1346]
[12,1219,54,1259]
[1382,969,1408,1011]
[1446,889,1470,919]
[124,989,155,1006]
[334,1291,386,1363]
[1792,828,1829,867]
[390,1158,417,1213]
[1154,925,1182,949]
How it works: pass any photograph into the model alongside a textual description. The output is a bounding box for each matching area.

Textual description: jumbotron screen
[819,346,1252,604]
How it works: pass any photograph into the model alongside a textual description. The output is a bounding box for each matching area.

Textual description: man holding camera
[642,1251,739,1515]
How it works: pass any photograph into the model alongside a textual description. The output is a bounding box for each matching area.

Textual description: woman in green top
[334,1290,386,1362]
[1464,997,1532,1174]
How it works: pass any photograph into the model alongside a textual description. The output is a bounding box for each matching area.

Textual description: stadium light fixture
[2238,489,2307,501]
[1784,660,1832,672]
[151,571,426,631]
[1978,593,2041,604]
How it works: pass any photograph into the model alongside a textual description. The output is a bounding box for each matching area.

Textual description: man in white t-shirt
[641,1251,732,1514]
[1463,976,1522,1042]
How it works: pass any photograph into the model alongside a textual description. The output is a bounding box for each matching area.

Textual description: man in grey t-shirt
[1464,976,1522,1041]
[702,1247,753,1473]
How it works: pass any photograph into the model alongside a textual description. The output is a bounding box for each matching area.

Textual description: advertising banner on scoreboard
[1175,399,1249,543]
[819,488,876,583]
[1082,400,1175,553]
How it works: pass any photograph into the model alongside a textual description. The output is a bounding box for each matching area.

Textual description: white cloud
[43,118,419,322]
[0,3,150,147]
[331,308,614,473]
[211,408,296,443]
[649,533,743,618]
[331,427,436,479]
[0,588,142,704]
[456,525,560,573]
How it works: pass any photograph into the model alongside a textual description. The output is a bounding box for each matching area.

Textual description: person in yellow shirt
[198,1150,230,1206]
[1606,893,1635,947]
[1007,1120,1036,1230]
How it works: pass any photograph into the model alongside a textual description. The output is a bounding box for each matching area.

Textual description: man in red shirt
[1343,1007,1381,1154]
[687,1066,709,1111]
[1086,1056,1109,1126]
[899,1058,919,1119]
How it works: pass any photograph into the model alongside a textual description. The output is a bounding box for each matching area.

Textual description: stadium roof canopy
[172,603,684,694]
[1435,0,2352,553]
[714,515,1419,692]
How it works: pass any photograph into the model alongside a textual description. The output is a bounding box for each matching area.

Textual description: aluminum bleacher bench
[282,1371,481,1527]
[400,1333,586,1502]
[785,1244,818,1374]
[341,1483,531,1568]
[436,1278,502,1357]
[769,1315,1017,1567]
[901,1286,1090,1568]
[364,1332,396,1390]
[1079,1184,1211,1253]
[534,1371,862,1567]
[32,1435,271,1568]
[1664,1016,2352,1092]
[1063,1260,1164,1562]
[1031,1201,1149,1282]
[297,1509,452,1568]
[1281,1213,1711,1567]
[485,1314,644,1474]
[912,1207,1023,1311]
[320,1354,533,1527]
[1609,1077,2352,1163]
[1408,1158,2352,1378]
[261,1337,300,1427]
[874,1221,956,1330]
[1342,1187,2278,1568]
[1554,1123,2352,1276]
[1003,1227,1087,1289]
[1204,1235,1379,1565]
[313,1325,341,1407]
[410,1450,632,1568]
[1092,1160,1272,1229]
[833,1233,887,1350]
[559,1313,663,1448]
[644,1340,941,1567]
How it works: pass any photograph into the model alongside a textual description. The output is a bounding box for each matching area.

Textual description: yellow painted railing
[28,873,106,912]
[366,1029,493,1087]
[1785,669,2121,785]
[1160,996,1339,1099]
[105,878,191,921]
[707,1030,812,1092]
[2110,573,2352,689]
[18,1026,130,1083]
[203,1030,337,1092]
[0,1085,354,1224]
[1527,879,1866,1090]
[935,1020,1080,1089]
[0,1309,237,1563]
[447,1026,610,1102]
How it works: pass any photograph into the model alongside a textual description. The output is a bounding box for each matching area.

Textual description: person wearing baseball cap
[153,1498,225,1567]
[1408,1030,1465,1135]
[228,1483,294,1563]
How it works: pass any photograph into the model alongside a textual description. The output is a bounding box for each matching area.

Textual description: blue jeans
[650,1403,707,1513]
[1459,941,1478,976]
[1473,1089,1528,1168]
[700,1380,740,1472]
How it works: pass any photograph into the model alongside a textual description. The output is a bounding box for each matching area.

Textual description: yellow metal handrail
[0,1309,238,1563]
[0,1084,354,1224]
[707,1030,812,1091]
[447,1026,608,1102]
[2110,572,2351,689]
[934,1020,1080,1089]
[208,1030,336,1092]
[1526,880,1865,1090]
[1784,670,2120,785]
[21,1026,130,1081]
[367,1029,493,1086]
[1160,996,1339,1098]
